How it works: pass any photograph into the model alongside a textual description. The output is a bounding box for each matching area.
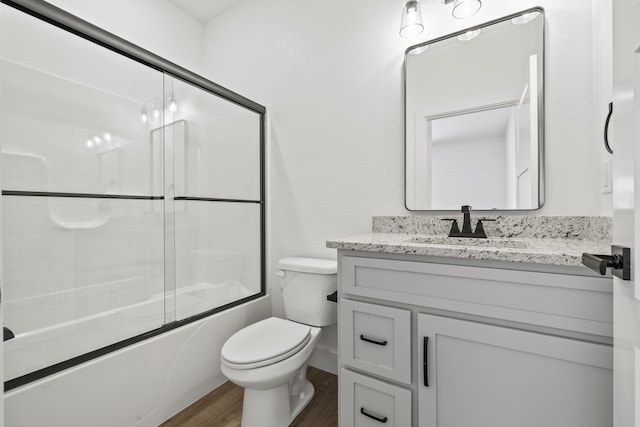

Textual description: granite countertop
[326,216,612,267]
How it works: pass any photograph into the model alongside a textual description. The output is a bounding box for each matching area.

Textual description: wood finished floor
[160,367,338,427]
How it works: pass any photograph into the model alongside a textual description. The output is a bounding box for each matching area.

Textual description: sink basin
[404,236,529,249]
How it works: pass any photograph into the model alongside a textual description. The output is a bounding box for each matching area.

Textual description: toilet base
[289,379,315,422]
[241,379,315,427]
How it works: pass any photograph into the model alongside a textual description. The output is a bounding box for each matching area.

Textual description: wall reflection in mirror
[405,8,544,211]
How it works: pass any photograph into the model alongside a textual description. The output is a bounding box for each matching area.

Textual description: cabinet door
[417,314,612,427]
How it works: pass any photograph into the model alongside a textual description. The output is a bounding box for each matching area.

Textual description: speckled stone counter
[327,216,612,267]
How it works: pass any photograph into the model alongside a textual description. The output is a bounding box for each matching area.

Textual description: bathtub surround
[1,1,267,426]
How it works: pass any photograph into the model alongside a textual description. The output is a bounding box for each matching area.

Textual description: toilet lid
[221,317,311,369]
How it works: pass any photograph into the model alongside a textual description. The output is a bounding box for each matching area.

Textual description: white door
[611,1,640,425]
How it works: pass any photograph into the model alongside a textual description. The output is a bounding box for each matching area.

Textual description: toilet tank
[278,257,337,327]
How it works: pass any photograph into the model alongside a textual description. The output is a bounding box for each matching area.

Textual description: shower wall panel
[0,0,265,388]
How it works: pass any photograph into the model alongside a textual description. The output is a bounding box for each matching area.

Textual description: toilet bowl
[220,257,337,427]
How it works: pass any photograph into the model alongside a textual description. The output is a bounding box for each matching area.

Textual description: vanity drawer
[340,368,411,427]
[340,299,411,384]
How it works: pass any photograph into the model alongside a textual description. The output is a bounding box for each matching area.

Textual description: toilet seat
[221,317,311,370]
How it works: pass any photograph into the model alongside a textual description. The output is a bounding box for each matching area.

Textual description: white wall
[43,0,205,74]
[202,0,612,315]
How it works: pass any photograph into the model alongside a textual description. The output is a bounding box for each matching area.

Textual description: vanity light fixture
[456,28,481,41]
[511,11,540,25]
[400,0,424,39]
[451,0,481,19]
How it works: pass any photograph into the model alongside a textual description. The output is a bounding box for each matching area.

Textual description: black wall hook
[604,102,613,154]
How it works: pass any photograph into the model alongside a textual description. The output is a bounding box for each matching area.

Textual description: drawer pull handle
[360,334,388,346]
[423,336,429,387]
[360,407,388,423]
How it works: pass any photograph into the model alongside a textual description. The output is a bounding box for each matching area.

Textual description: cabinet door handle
[423,336,429,387]
[360,407,388,423]
[604,102,613,154]
[360,334,388,346]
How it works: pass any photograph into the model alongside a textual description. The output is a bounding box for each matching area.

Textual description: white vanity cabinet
[337,252,613,427]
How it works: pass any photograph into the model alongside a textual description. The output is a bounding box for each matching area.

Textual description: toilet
[220,257,337,427]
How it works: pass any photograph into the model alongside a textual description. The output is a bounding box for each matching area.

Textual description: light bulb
[153,108,160,119]
[140,108,148,123]
[104,133,112,141]
[409,45,429,55]
[168,96,178,113]
[86,139,94,148]
[452,0,481,19]
[94,136,102,146]
[457,29,481,41]
[400,0,424,39]
[511,11,540,25]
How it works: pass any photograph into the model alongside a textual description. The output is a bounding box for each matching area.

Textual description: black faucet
[461,205,473,234]
[441,205,494,238]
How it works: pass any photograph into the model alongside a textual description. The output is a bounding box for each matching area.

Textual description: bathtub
[4,278,254,382]
[5,292,271,427]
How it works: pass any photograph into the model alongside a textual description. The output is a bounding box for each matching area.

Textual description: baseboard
[308,346,338,375]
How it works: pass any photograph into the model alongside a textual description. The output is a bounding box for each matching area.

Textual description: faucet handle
[441,218,460,236]
[461,205,472,213]
[473,218,496,238]
[473,220,488,238]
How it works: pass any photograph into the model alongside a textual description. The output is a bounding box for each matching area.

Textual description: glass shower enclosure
[0,0,265,389]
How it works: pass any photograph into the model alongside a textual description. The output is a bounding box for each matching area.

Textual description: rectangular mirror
[405,8,544,211]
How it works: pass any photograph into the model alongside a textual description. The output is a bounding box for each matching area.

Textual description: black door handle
[582,245,630,280]
[604,102,614,154]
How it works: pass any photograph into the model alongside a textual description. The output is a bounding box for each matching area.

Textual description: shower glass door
[0,1,264,388]
[166,76,262,322]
